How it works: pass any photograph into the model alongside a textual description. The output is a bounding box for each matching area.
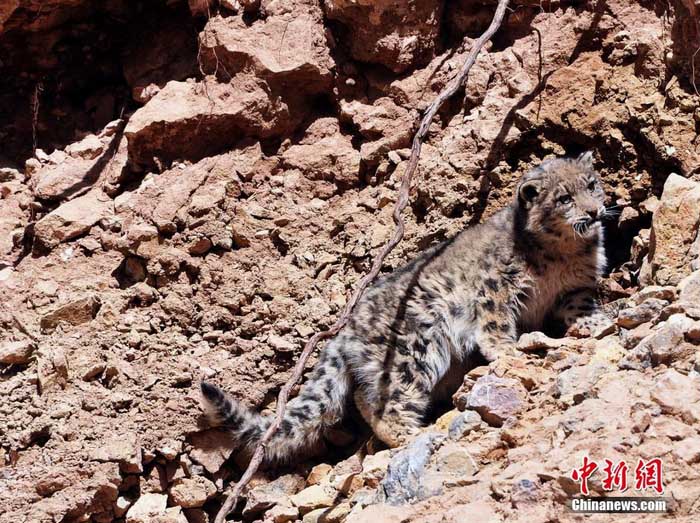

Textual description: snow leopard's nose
[586,208,598,221]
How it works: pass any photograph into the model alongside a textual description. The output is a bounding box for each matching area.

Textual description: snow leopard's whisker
[599,206,621,220]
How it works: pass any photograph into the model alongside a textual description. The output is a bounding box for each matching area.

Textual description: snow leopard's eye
[558,194,573,205]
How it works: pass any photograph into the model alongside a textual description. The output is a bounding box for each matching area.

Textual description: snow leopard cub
[201,152,609,461]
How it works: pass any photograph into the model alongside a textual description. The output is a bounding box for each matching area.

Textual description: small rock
[631,286,676,305]
[333,472,364,496]
[267,334,295,352]
[433,442,478,479]
[40,295,101,333]
[25,157,41,173]
[66,134,104,159]
[433,409,460,433]
[290,484,337,514]
[620,314,696,369]
[679,270,700,308]
[157,439,182,460]
[448,410,483,440]
[378,432,445,505]
[0,340,36,365]
[281,118,360,189]
[143,464,168,494]
[496,356,546,390]
[267,503,299,523]
[188,237,212,255]
[331,454,363,494]
[344,504,406,523]
[361,450,391,488]
[188,429,237,474]
[465,374,528,427]
[651,369,700,423]
[115,496,132,517]
[617,298,667,328]
[555,363,610,405]
[592,319,617,339]
[35,474,71,497]
[619,322,655,349]
[295,324,314,337]
[125,78,295,171]
[590,337,625,365]
[128,222,159,243]
[91,433,143,473]
[672,436,700,464]
[244,474,305,516]
[647,416,696,441]
[34,189,113,249]
[77,237,102,253]
[322,502,352,523]
[302,508,328,523]
[36,347,69,393]
[157,507,189,523]
[307,463,332,486]
[516,332,578,352]
[30,155,101,200]
[126,493,168,523]
[169,476,216,508]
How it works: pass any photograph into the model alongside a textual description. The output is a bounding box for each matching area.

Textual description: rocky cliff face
[1,1,700,522]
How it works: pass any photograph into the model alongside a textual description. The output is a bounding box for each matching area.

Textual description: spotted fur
[201,153,609,461]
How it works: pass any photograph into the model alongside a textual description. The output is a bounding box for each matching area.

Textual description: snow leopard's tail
[200,340,351,463]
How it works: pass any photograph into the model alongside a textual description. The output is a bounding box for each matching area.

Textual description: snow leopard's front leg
[552,288,610,335]
[472,278,520,373]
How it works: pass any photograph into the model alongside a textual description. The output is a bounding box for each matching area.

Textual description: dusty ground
[1,1,700,522]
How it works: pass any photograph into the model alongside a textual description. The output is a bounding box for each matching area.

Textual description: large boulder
[645,174,700,285]
[124,76,294,171]
[40,294,102,333]
[324,0,444,73]
[281,118,361,190]
[34,189,114,250]
[0,339,36,365]
[29,131,119,201]
[199,12,333,96]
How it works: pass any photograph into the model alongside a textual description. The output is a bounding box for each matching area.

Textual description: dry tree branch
[31,81,43,155]
[213,1,510,521]
[533,27,544,120]
[692,18,700,96]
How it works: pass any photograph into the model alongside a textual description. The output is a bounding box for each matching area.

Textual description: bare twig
[213,1,510,521]
[692,20,700,96]
[31,81,43,155]
[533,26,544,120]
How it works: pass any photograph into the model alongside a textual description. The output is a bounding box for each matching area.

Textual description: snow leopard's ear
[577,151,594,169]
[518,179,541,207]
